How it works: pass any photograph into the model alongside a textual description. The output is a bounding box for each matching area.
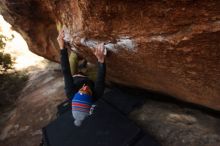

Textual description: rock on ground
[130,99,220,146]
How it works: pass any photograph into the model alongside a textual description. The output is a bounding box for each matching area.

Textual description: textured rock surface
[0,0,220,110]
[0,62,64,146]
[130,98,220,146]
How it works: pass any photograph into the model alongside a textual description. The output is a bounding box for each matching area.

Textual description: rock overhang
[0,0,219,110]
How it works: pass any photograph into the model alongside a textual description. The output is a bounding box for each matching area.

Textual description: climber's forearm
[60,48,77,99]
[94,62,106,100]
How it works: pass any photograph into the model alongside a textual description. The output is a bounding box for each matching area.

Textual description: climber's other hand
[93,43,105,63]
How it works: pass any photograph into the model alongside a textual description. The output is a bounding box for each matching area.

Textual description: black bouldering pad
[103,88,145,115]
[56,100,71,117]
[43,99,141,146]
[42,89,161,146]
[134,134,160,146]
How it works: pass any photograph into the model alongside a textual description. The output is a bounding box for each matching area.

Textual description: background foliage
[0,33,28,112]
[0,34,13,72]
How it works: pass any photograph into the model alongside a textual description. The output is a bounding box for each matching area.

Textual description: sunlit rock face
[0,0,219,110]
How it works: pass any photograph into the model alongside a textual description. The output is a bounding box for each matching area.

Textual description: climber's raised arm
[93,43,106,100]
[57,29,77,99]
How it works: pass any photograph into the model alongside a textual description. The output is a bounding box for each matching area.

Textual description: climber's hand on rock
[93,43,105,63]
[57,29,65,49]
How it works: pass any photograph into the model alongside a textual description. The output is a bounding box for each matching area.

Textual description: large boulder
[0,0,219,110]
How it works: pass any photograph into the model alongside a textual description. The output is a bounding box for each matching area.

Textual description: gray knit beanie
[72,111,89,127]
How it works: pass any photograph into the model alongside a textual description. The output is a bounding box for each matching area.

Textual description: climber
[57,29,106,127]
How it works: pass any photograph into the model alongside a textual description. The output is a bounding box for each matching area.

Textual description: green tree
[0,33,27,112]
[0,34,13,72]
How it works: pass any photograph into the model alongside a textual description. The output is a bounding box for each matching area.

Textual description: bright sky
[0,15,45,71]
